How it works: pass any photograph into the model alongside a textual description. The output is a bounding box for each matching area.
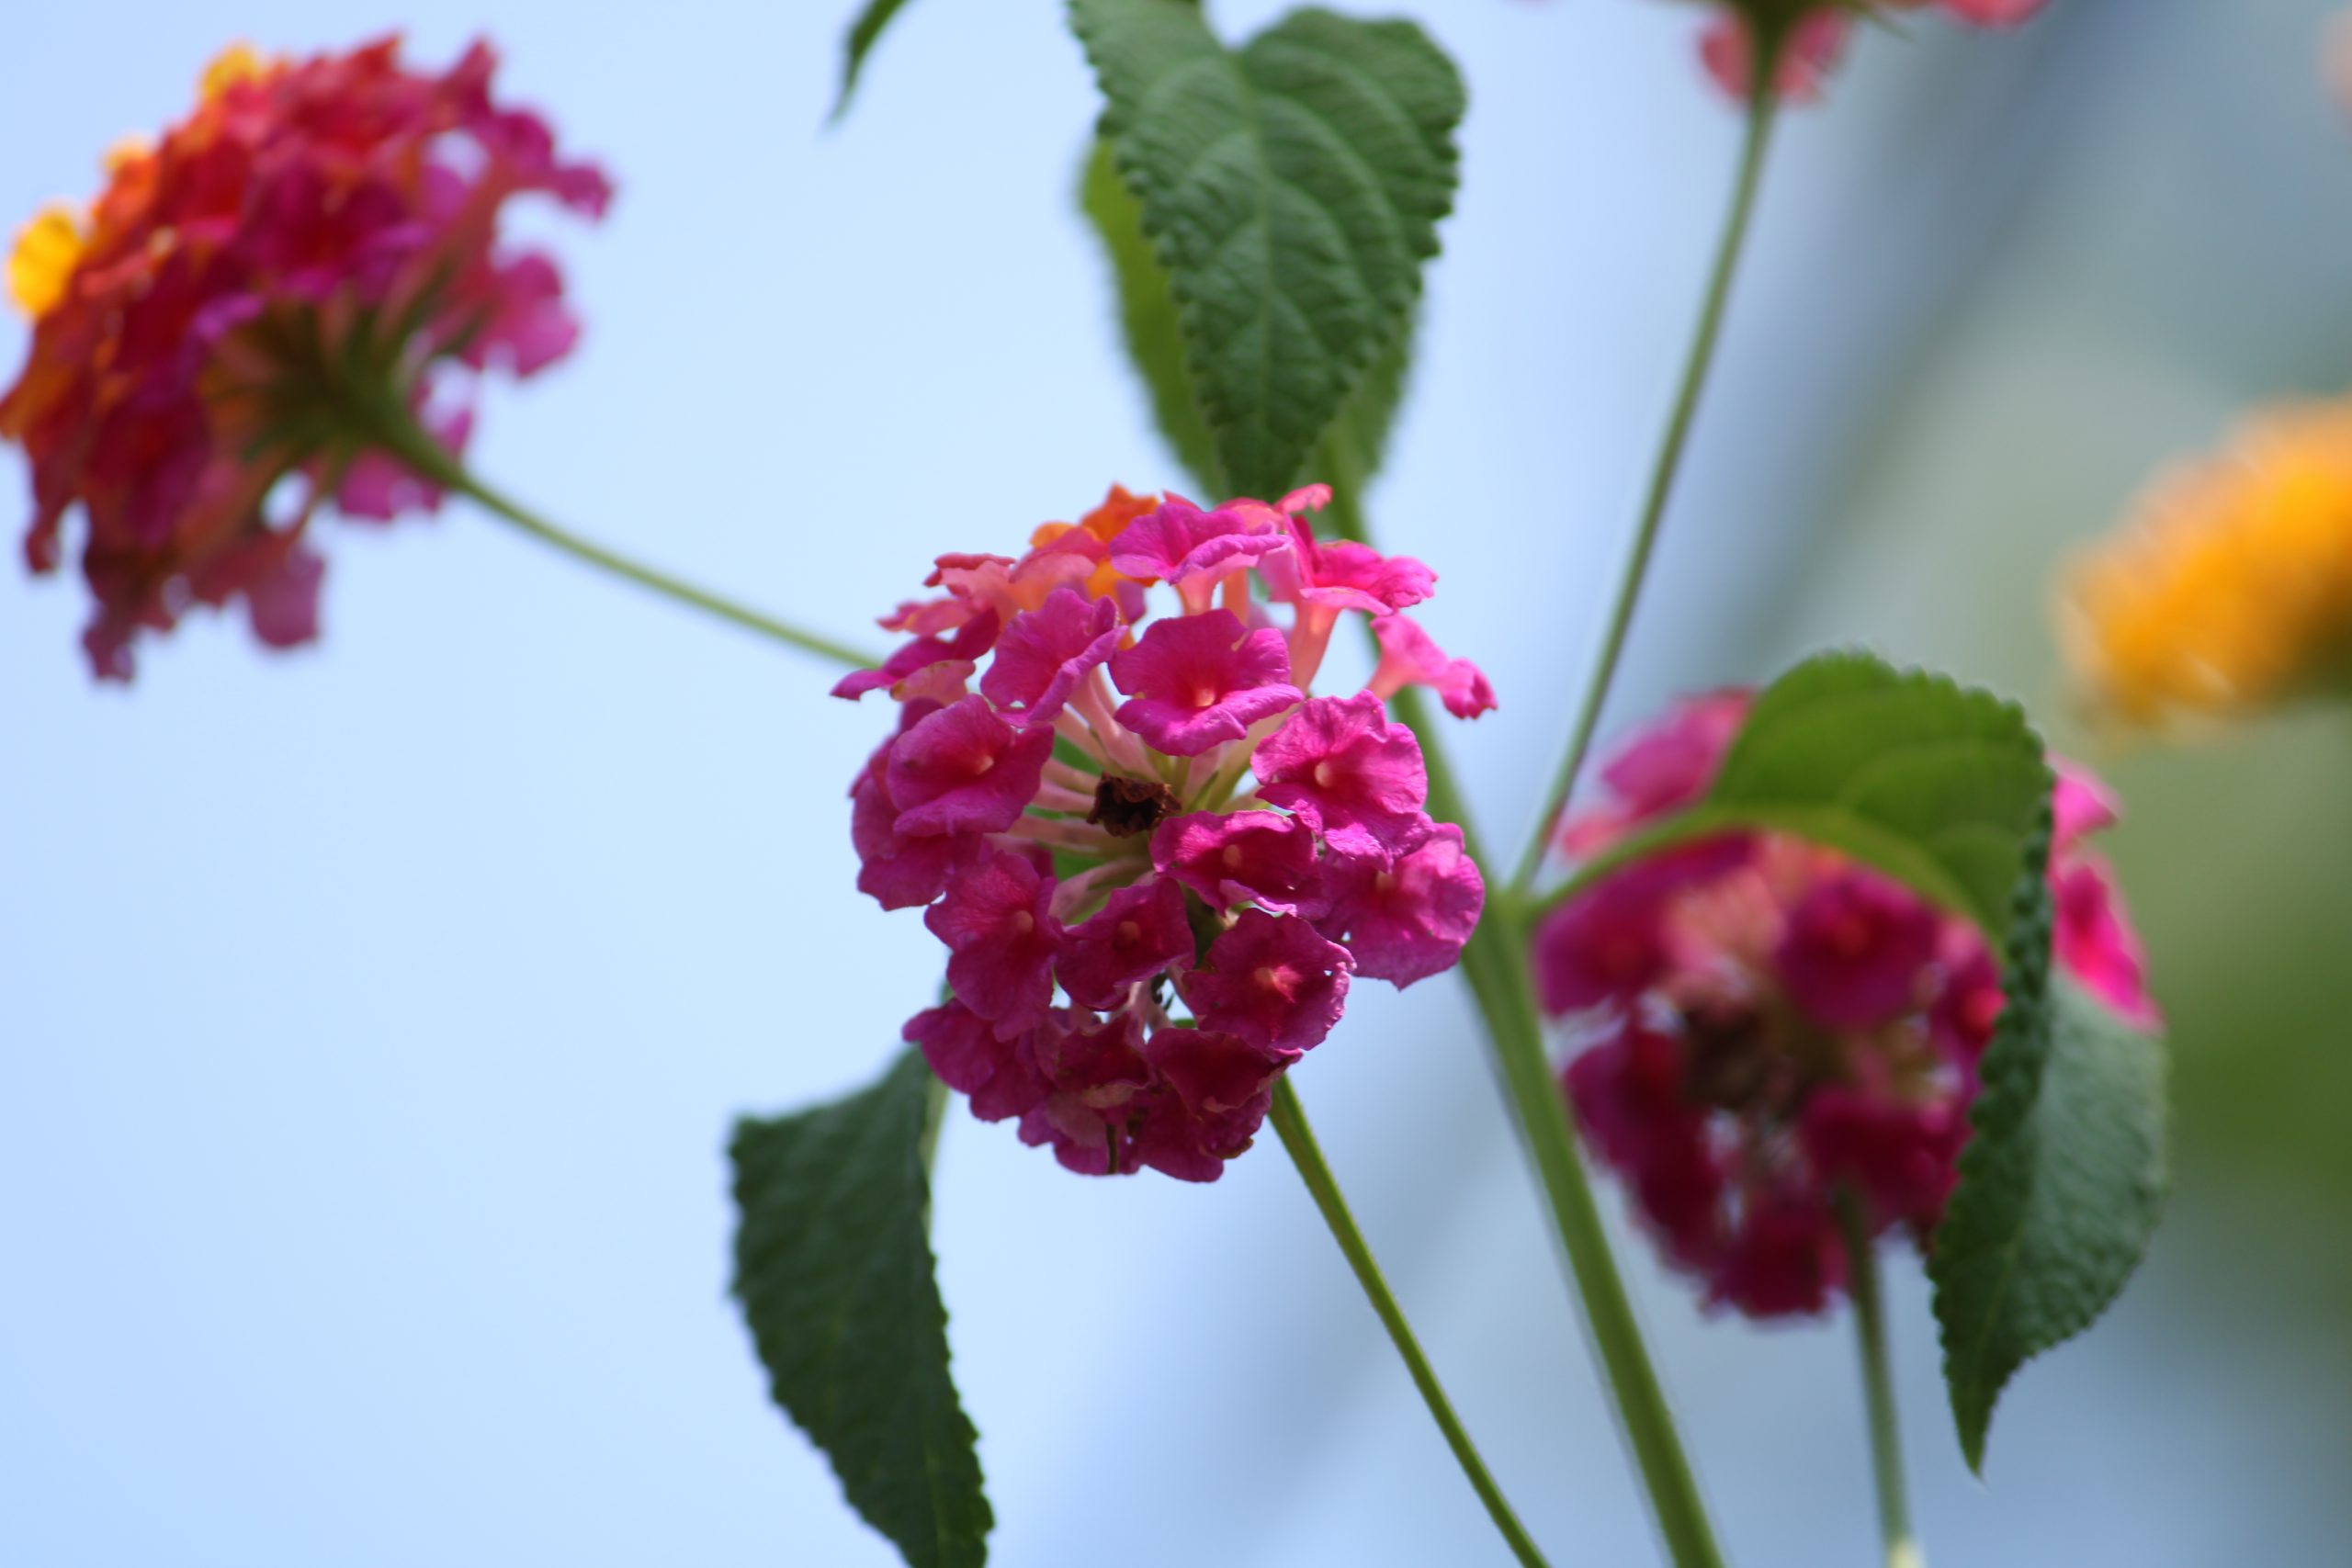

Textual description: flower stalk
[1505,34,1788,900]
[1840,1190,1926,1568]
[1306,22,1801,1552]
[363,405,878,671]
[1270,1077,1551,1568]
[1323,471,1725,1568]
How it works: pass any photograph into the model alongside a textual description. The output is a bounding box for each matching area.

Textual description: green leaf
[1544,650,2052,938]
[730,1049,989,1568]
[1327,313,1416,490]
[1084,136,1423,498]
[1080,140,1223,492]
[1070,0,1464,499]
[1929,852,2169,1473]
[833,0,918,123]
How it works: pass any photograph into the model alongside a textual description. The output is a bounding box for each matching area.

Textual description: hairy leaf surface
[731,1050,989,1567]
[1071,0,1462,498]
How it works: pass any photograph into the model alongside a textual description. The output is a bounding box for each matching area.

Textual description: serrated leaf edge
[1069,0,1463,493]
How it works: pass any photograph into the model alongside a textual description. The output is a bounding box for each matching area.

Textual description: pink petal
[1316,824,1484,988]
[1151,809,1325,914]
[1110,610,1304,756]
[1184,908,1352,1054]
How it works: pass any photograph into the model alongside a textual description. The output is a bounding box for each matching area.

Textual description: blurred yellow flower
[2061,402,2352,728]
[199,42,272,99]
[6,206,83,318]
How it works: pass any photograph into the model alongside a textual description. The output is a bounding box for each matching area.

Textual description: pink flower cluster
[1698,1,2048,103]
[1533,692,2154,1316]
[844,486,1492,1181]
[1,38,610,680]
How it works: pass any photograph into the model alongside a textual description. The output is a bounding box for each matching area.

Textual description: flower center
[1088,774,1181,838]
[1254,964,1302,1001]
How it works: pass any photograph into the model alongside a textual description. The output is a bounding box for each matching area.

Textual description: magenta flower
[1695,1,2049,105]
[1710,1190,1844,1317]
[1775,870,1943,1031]
[1316,826,1487,988]
[906,1000,1046,1123]
[1107,495,1288,599]
[1256,513,1436,684]
[1254,694,1430,860]
[886,695,1056,838]
[1564,1021,1724,1273]
[980,588,1121,727]
[1801,1087,1970,1234]
[2052,856,2160,1030]
[832,608,1001,703]
[1058,880,1193,1011]
[2053,761,2122,847]
[1532,866,1674,1014]
[1368,614,1498,721]
[846,484,1490,1180]
[1943,0,2044,20]
[850,716,985,910]
[1137,1029,1290,1179]
[1186,909,1352,1054]
[1926,937,2006,1066]
[1533,690,2155,1316]
[925,851,1064,1039]
[2,39,609,680]
[1273,538,1436,618]
[1002,1010,1150,1175]
[1557,690,1749,856]
[1697,9,1852,102]
[1110,610,1304,756]
[1152,810,1324,914]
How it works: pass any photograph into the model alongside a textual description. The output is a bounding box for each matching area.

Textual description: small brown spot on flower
[1088,774,1181,838]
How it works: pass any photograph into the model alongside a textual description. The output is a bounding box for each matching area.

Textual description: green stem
[1322,466,1724,1568]
[1839,1192,1923,1568]
[1504,55,1785,899]
[361,407,876,671]
[1270,1077,1551,1568]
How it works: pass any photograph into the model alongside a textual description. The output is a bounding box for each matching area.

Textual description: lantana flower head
[1,37,609,679]
[848,485,1491,1181]
[1692,0,2049,104]
[2060,402,2352,730]
[1532,691,2154,1316]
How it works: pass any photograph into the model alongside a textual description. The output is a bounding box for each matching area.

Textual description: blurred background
[6,0,2348,1562]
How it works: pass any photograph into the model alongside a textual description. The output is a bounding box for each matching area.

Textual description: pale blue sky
[6,3,2348,1565]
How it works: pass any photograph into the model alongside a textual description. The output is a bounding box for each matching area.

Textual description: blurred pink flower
[3,37,607,679]
[1695,1,2049,104]
[1532,688,2154,1316]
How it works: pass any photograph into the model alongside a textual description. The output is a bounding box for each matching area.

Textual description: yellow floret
[2062,403,2352,728]
[200,42,269,98]
[7,206,85,318]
